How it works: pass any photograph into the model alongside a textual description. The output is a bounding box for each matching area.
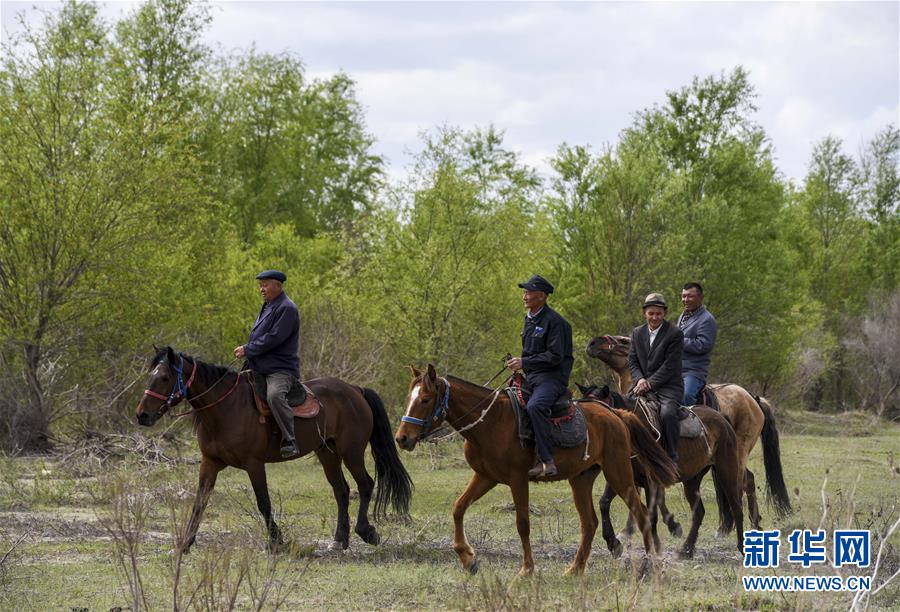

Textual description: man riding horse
[505,274,574,479]
[628,292,684,466]
[677,282,717,406]
[233,269,301,458]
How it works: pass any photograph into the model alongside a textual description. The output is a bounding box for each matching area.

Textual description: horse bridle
[400,376,450,438]
[143,353,197,413]
[142,353,242,417]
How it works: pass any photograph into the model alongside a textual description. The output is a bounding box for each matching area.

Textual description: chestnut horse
[586,334,790,529]
[394,365,678,576]
[136,347,412,552]
[578,384,744,558]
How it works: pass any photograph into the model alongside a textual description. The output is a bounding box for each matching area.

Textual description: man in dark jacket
[627,292,684,464]
[506,274,573,478]
[677,282,717,406]
[234,270,301,457]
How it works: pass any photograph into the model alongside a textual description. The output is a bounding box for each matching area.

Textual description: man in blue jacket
[506,274,573,478]
[677,282,717,406]
[234,270,301,457]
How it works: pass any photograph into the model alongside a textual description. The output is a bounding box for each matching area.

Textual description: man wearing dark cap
[506,274,574,478]
[234,270,301,457]
[627,293,684,464]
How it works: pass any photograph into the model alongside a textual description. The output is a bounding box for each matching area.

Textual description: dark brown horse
[578,384,744,558]
[586,334,791,528]
[394,365,678,576]
[136,347,412,552]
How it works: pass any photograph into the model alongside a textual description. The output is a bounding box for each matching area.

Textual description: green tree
[200,52,383,242]
[362,126,546,389]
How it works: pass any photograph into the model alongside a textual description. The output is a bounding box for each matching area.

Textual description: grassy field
[0,409,898,610]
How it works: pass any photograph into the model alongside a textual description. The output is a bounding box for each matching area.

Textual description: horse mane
[446,374,493,394]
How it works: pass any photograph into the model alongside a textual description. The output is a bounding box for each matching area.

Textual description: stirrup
[528,461,557,478]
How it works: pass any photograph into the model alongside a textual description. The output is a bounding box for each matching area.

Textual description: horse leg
[744,468,762,530]
[656,487,683,538]
[678,469,709,559]
[621,498,637,539]
[565,466,601,575]
[645,482,661,553]
[598,482,624,558]
[315,446,351,550]
[342,449,379,545]
[604,464,655,556]
[452,472,497,574]
[246,460,285,551]
[182,455,224,554]
[509,477,535,577]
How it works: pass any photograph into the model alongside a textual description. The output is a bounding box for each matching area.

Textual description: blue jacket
[521,305,574,387]
[245,292,300,376]
[676,306,717,380]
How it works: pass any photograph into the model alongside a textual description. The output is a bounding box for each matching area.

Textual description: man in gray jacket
[677,282,717,406]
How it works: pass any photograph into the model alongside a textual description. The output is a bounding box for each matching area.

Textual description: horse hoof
[678,548,694,560]
[671,524,683,538]
[564,565,584,576]
[611,540,623,559]
[468,559,479,575]
[357,527,380,546]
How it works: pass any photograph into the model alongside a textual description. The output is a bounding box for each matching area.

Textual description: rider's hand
[233,345,246,359]
[506,356,523,371]
[634,378,651,395]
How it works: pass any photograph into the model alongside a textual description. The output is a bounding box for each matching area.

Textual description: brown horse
[578,384,744,558]
[393,365,678,576]
[586,334,791,528]
[136,347,412,552]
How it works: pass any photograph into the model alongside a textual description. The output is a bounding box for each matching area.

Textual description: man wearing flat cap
[627,293,684,464]
[234,270,301,458]
[506,274,573,478]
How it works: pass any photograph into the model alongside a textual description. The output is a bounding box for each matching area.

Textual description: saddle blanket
[506,388,587,448]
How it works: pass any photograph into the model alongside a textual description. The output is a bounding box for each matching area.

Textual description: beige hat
[642,292,668,309]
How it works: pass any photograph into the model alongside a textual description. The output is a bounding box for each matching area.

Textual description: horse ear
[600,385,609,396]
[426,363,436,381]
[152,343,159,353]
[576,383,588,394]
[409,365,421,378]
[166,346,177,364]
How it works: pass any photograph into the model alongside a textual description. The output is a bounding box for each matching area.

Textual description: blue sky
[3,1,897,184]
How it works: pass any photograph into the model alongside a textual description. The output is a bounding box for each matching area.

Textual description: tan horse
[586,335,791,528]
[394,365,678,576]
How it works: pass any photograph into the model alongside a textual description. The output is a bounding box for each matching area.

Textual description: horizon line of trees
[1,0,897,451]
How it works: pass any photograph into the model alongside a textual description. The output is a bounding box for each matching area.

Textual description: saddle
[695,384,721,412]
[509,373,572,417]
[634,395,707,440]
[506,374,586,448]
[248,371,321,424]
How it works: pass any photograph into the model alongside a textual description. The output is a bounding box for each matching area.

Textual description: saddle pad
[507,388,587,448]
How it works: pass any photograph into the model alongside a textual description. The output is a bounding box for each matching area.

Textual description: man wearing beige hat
[627,293,684,464]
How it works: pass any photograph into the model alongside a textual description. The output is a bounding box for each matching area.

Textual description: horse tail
[362,387,413,520]
[755,395,792,518]
[613,408,679,487]
[711,416,739,534]
[711,468,735,534]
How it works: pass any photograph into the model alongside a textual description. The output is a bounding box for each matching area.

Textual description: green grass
[0,410,898,610]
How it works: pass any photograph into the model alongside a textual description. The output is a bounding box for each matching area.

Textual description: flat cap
[642,292,667,309]
[518,274,554,294]
[256,269,287,283]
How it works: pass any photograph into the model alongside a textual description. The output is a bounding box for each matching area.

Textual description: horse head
[586,334,631,370]
[576,382,609,402]
[395,363,449,451]
[136,345,192,426]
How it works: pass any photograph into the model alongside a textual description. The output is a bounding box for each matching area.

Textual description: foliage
[0,2,897,452]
